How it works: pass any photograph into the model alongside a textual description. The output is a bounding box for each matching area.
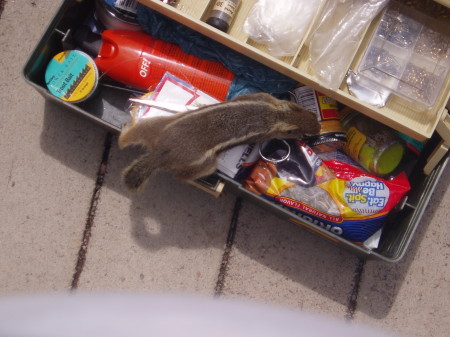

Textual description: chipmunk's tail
[122,152,161,192]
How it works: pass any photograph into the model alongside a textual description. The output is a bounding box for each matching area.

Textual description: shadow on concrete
[229,197,361,310]
[109,144,236,251]
[229,156,449,318]
[40,100,108,180]
[40,100,235,253]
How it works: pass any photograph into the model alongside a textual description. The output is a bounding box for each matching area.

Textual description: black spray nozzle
[74,25,102,57]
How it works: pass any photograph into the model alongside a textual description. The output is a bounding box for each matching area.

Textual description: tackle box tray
[23,0,450,262]
[138,0,450,142]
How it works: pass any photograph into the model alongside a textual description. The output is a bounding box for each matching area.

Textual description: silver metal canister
[95,0,142,31]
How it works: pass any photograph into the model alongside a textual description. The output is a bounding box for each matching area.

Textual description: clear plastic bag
[243,0,323,57]
[308,0,389,90]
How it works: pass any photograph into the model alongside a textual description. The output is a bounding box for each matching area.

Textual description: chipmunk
[119,92,320,192]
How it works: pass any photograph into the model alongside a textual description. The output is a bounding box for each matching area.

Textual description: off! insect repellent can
[45,50,99,103]
[93,30,235,101]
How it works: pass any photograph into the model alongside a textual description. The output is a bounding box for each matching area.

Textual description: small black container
[206,0,241,32]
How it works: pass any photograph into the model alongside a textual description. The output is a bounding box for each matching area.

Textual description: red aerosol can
[93,30,234,100]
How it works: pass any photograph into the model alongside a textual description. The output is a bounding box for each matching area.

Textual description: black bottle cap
[206,17,228,32]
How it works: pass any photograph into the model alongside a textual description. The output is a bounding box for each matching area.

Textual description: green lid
[375,143,405,176]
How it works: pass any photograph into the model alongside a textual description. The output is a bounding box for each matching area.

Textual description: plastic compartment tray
[356,2,450,109]
[138,0,450,141]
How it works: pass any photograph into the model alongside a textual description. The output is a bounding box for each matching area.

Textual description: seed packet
[244,141,410,243]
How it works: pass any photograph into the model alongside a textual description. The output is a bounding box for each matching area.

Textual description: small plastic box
[357,2,450,109]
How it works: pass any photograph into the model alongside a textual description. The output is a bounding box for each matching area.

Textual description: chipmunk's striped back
[119,92,320,192]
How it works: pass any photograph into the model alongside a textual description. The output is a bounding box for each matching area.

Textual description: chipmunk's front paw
[121,154,155,192]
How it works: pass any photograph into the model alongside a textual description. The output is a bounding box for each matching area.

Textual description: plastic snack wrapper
[127,72,216,124]
[243,0,323,57]
[308,0,389,90]
[244,140,410,244]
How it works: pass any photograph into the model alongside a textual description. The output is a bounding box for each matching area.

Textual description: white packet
[243,0,323,57]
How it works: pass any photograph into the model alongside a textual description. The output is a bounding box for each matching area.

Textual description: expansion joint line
[345,258,366,320]
[214,197,242,297]
[71,132,113,290]
[0,0,5,20]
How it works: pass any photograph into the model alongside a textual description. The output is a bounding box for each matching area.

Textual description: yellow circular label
[45,50,98,103]
[343,126,366,161]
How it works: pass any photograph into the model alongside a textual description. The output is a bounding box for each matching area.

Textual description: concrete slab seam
[0,0,5,19]
[214,197,242,297]
[345,258,366,320]
[71,132,113,290]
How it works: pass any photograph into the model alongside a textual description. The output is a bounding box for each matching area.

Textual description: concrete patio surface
[0,1,449,336]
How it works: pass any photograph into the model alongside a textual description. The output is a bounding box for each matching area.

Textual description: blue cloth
[136,5,297,99]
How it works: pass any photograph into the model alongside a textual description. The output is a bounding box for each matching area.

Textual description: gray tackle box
[23,0,450,262]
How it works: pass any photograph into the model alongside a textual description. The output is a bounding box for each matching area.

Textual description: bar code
[291,86,319,114]
[114,0,138,13]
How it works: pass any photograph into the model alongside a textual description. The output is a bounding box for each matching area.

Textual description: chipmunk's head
[285,101,320,134]
[268,100,320,139]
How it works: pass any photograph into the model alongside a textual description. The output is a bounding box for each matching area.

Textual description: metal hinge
[424,109,450,175]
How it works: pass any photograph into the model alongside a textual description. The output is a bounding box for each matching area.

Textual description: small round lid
[45,50,98,103]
